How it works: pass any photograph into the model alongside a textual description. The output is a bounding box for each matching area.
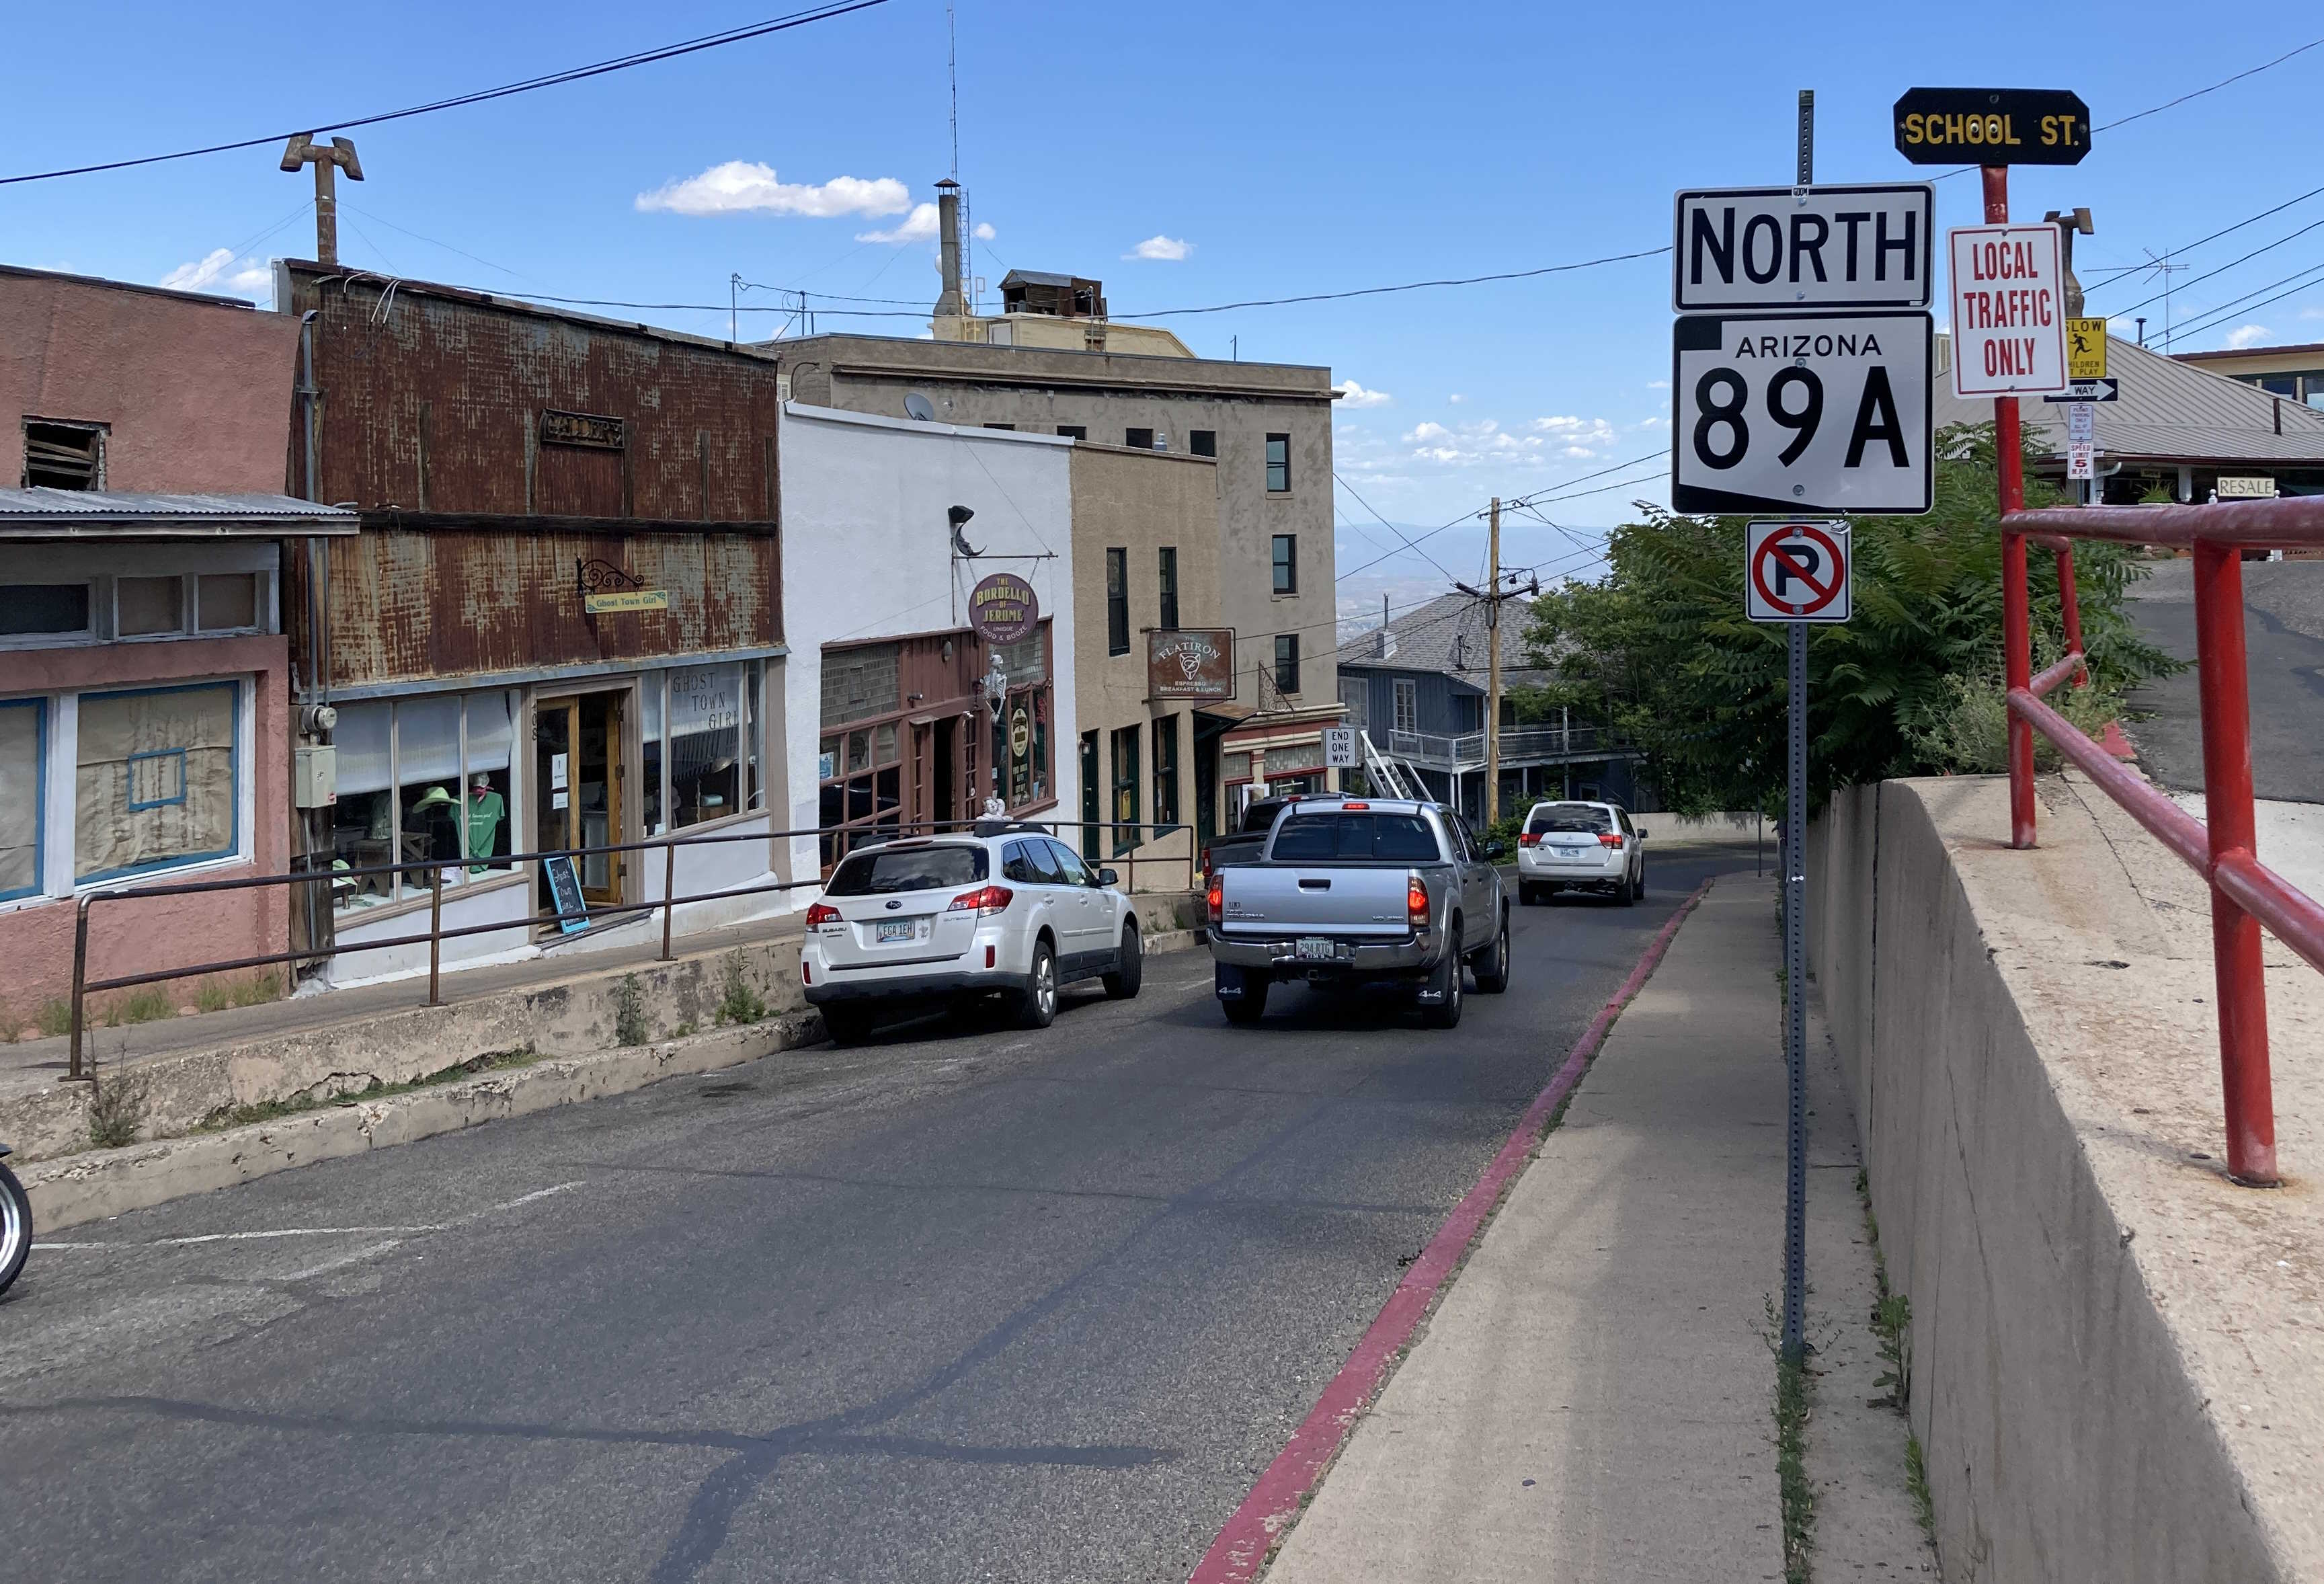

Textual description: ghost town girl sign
[1147,628,1236,701]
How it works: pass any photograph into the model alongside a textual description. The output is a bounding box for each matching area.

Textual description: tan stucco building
[1067,441,1221,885]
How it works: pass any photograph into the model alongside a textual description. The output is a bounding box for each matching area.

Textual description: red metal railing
[2000,496,2324,1187]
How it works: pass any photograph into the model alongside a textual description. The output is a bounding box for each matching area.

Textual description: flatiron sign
[1146,628,1236,701]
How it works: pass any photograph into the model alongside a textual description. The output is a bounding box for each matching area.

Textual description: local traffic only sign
[1892,87,2091,165]
[1672,313,1933,514]
[1948,223,2067,396]
[1747,521,1852,623]
[1673,184,1933,311]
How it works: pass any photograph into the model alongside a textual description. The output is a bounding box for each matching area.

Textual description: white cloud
[1125,235,1192,262]
[1527,415,1618,446]
[1646,379,1670,390]
[857,202,940,244]
[1447,393,1466,404]
[973,221,996,240]
[635,162,910,219]
[160,247,272,301]
[2224,323,2272,350]
[1336,379,1392,408]
[1403,422,1453,444]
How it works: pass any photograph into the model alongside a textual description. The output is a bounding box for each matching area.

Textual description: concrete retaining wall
[1808,779,2298,1583]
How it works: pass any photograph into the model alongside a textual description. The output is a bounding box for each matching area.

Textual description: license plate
[1295,937,1338,961]
[1556,845,1589,860]
[876,919,920,943]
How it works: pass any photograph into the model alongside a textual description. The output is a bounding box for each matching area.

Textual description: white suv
[1515,800,1649,906]
[800,823,1143,1043]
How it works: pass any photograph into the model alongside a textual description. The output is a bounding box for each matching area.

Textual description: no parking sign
[1745,521,1852,624]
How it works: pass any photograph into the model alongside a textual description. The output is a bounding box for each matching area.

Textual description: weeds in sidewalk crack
[1763,1294,1815,1584]
[87,1070,150,1148]
[1861,1169,1937,1550]
[715,951,768,1027]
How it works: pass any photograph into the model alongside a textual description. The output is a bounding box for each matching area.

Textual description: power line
[1109,247,1673,320]
[0,1,887,187]
[1502,448,1672,512]
[2103,215,2324,318]
[1333,471,1460,582]
[2165,260,2324,345]
[2085,182,2324,294]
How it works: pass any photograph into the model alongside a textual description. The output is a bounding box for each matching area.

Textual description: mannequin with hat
[465,775,506,874]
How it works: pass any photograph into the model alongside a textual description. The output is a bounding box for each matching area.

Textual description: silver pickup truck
[1205,796,1511,1029]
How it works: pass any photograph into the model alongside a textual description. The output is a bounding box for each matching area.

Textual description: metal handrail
[63,817,1197,1081]
[1999,498,2324,1186]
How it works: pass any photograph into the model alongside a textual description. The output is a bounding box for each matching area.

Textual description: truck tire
[1420,926,1464,1029]
[1103,922,1144,999]
[1472,908,1511,994]
[1220,968,1269,1025]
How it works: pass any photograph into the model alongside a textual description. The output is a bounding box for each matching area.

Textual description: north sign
[1746,522,1852,624]
[1673,184,1934,311]
[1892,88,2091,166]
[1671,311,1932,516]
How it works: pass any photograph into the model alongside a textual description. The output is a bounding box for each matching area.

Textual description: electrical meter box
[294,744,337,808]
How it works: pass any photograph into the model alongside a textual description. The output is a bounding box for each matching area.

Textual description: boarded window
[0,699,41,899]
[23,420,104,489]
[75,682,237,881]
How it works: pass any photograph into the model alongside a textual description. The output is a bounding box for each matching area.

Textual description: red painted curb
[1185,877,1718,1584]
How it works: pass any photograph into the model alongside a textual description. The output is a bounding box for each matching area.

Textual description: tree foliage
[1517,424,2179,816]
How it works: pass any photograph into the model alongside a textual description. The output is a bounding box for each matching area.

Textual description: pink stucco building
[0,266,354,1023]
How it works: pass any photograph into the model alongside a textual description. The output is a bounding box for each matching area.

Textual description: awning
[0,487,360,539]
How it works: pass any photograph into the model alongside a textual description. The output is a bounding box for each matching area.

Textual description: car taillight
[1598,832,1624,848]
[1340,800,1370,810]
[1519,832,1541,846]
[1207,875,1224,924]
[805,902,842,928]
[948,883,1013,916]
[1407,873,1429,929]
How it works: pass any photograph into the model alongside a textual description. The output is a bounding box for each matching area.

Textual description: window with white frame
[75,682,240,883]
[330,689,518,912]
[1393,678,1418,734]
[0,699,43,901]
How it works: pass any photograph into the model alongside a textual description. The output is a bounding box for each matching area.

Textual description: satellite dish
[904,393,936,422]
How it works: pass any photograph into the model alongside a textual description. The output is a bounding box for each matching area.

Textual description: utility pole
[280,134,363,269]
[1486,496,1503,827]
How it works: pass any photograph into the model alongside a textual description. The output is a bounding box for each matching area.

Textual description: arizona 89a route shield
[1672,311,1932,516]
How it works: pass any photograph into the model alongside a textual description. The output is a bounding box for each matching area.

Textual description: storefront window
[0,699,43,901]
[75,682,239,883]
[332,690,516,913]
[669,662,743,828]
[1111,723,1141,854]
[640,674,666,835]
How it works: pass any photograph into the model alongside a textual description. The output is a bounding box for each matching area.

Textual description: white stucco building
[777,403,1079,887]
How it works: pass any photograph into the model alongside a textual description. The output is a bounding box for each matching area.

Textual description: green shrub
[87,1074,149,1148]
[104,988,176,1027]
[715,951,767,1027]
[36,998,73,1039]
[614,973,649,1046]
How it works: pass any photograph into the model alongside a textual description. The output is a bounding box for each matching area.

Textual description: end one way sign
[1747,521,1852,623]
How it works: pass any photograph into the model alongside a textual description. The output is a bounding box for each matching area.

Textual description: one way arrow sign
[2042,379,2120,403]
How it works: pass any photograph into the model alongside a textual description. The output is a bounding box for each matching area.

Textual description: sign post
[1901,86,2090,850]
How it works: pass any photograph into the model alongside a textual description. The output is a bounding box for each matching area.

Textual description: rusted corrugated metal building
[277,264,789,980]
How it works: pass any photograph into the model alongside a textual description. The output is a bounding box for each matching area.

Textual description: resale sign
[1949,224,2067,396]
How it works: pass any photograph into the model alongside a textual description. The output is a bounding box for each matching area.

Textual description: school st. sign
[1893,88,2091,166]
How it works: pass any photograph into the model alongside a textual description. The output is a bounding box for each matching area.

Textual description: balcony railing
[1378,724,1630,770]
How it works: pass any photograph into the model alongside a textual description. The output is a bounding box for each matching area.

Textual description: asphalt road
[0,846,1759,1584]
[2126,557,2324,803]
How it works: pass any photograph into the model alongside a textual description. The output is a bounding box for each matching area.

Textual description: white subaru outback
[800,822,1144,1044]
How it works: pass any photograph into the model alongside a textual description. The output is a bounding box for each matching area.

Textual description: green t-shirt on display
[465,789,506,873]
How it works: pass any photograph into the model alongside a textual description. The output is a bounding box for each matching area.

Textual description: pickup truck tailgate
[1217,865,1412,939]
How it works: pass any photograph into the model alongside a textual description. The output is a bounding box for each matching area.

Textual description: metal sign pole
[1781,87,1813,1367]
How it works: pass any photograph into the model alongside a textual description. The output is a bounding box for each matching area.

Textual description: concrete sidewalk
[1262,875,1932,1583]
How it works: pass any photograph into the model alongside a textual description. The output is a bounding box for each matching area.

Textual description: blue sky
[5,1,2320,619]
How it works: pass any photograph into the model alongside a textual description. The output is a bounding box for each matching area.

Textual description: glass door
[535,690,627,908]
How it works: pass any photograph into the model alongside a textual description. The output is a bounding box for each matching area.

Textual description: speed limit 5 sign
[1672,311,1932,516]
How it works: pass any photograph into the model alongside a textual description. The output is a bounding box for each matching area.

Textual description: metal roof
[1000,270,1086,289]
[1933,334,2324,465]
[0,488,359,537]
[1336,591,1557,687]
